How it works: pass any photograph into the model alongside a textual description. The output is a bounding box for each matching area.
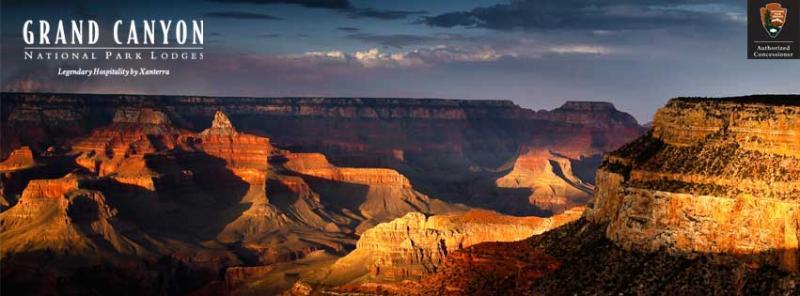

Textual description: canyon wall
[1,93,643,215]
[1,93,642,165]
[0,93,645,294]
[587,96,800,272]
[335,96,800,296]
[1,106,463,265]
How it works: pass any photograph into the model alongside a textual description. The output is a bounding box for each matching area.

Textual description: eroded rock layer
[0,147,36,171]
[1,106,466,295]
[0,173,146,256]
[587,97,800,272]
[496,149,593,213]
[384,219,799,296]
[2,93,644,215]
[327,208,584,284]
[282,152,460,233]
[0,94,648,295]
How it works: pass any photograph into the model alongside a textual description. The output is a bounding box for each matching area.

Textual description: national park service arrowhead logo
[761,3,787,38]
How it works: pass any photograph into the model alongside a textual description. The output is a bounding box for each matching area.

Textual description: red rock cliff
[586,96,800,272]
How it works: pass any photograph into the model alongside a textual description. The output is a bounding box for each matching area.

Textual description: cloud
[345,8,427,20]
[208,0,423,20]
[337,27,360,32]
[295,46,507,68]
[208,0,350,9]
[424,0,742,32]
[346,33,467,48]
[205,11,282,20]
[547,45,615,55]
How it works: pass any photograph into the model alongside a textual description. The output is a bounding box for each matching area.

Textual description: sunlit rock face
[282,152,460,234]
[0,93,649,294]
[71,107,190,191]
[72,107,186,158]
[0,147,36,171]
[195,110,271,184]
[651,98,800,157]
[329,208,584,283]
[0,173,141,256]
[496,149,593,213]
[587,96,800,272]
[283,153,411,188]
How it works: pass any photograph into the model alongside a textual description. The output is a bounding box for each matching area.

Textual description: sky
[2,0,799,122]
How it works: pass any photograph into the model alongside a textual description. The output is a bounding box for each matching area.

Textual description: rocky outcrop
[651,97,800,157]
[0,147,36,171]
[0,173,145,256]
[194,110,272,184]
[587,96,800,273]
[327,208,584,284]
[282,152,461,233]
[496,149,593,213]
[70,107,189,191]
[549,101,639,126]
[283,153,411,188]
[72,107,186,159]
[17,107,461,267]
[397,219,799,296]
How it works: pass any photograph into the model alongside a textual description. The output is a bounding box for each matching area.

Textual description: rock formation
[0,93,648,295]
[389,96,800,296]
[402,219,799,295]
[0,173,147,256]
[327,208,584,285]
[496,149,593,213]
[587,97,800,272]
[0,147,36,171]
[1,93,644,215]
[1,105,472,295]
[282,152,461,233]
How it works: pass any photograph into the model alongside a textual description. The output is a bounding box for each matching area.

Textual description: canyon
[4,94,798,295]
[1,93,644,215]
[353,95,798,295]
[0,93,642,295]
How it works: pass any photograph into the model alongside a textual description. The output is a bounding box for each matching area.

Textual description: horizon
[5,91,800,124]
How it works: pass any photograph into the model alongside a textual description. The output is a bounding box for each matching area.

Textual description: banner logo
[761,3,787,38]
[748,0,798,59]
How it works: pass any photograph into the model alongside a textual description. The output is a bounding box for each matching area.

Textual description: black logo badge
[749,1,798,59]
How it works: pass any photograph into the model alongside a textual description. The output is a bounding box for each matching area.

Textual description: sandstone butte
[369,96,798,296]
[496,148,593,213]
